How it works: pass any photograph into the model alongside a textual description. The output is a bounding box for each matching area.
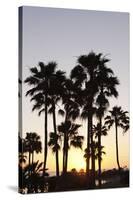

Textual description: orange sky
[23,113,129,172]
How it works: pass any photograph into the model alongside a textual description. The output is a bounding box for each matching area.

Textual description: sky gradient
[21,6,129,172]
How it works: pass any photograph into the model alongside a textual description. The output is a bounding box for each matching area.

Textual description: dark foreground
[19,169,129,194]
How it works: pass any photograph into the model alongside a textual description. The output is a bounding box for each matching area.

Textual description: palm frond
[24,76,39,85]
[30,67,38,74]
[38,108,45,116]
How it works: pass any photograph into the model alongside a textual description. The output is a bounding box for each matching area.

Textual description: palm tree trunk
[53,105,59,177]
[32,152,34,165]
[86,115,90,175]
[63,114,68,175]
[64,136,69,174]
[98,116,102,187]
[90,116,95,187]
[115,119,121,170]
[62,135,66,174]
[31,151,34,174]
[63,135,67,174]
[43,94,48,176]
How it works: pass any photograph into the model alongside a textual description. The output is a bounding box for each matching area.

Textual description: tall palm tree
[47,70,66,176]
[71,52,103,185]
[95,63,119,186]
[58,78,81,174]
[31,70,65,177]
[58,120,84,174]
[25,62,65,176]
[105,106,129,170]
[25,62,50,175]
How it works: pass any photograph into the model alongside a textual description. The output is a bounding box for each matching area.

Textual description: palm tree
[47,70,66,176]
[25,132,42,168]
[58,120,84,174]
[25,62,49,175]
[95,62,119,186]
[25,61,65,176]
[21,132,42,192]
[58,78,81,174]
[19,136,27,165]
[71,52,103,185]
[105,106,129,170]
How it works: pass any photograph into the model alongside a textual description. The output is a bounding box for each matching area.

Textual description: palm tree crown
[105,106,129,132]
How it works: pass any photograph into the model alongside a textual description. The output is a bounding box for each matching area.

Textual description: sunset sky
[21,6,129,172]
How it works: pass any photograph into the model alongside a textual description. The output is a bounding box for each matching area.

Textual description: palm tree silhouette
[71,52,119,186]
[105,106,129,170]
[58,78,81,174]
[71,52,104,185]
[47,69,66,176]
[19,136,27,164]
[25,132,42,169]
[25,62,48,175]
[58,120,84,174]
[25,62,65,176]
[95,61,119,186]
